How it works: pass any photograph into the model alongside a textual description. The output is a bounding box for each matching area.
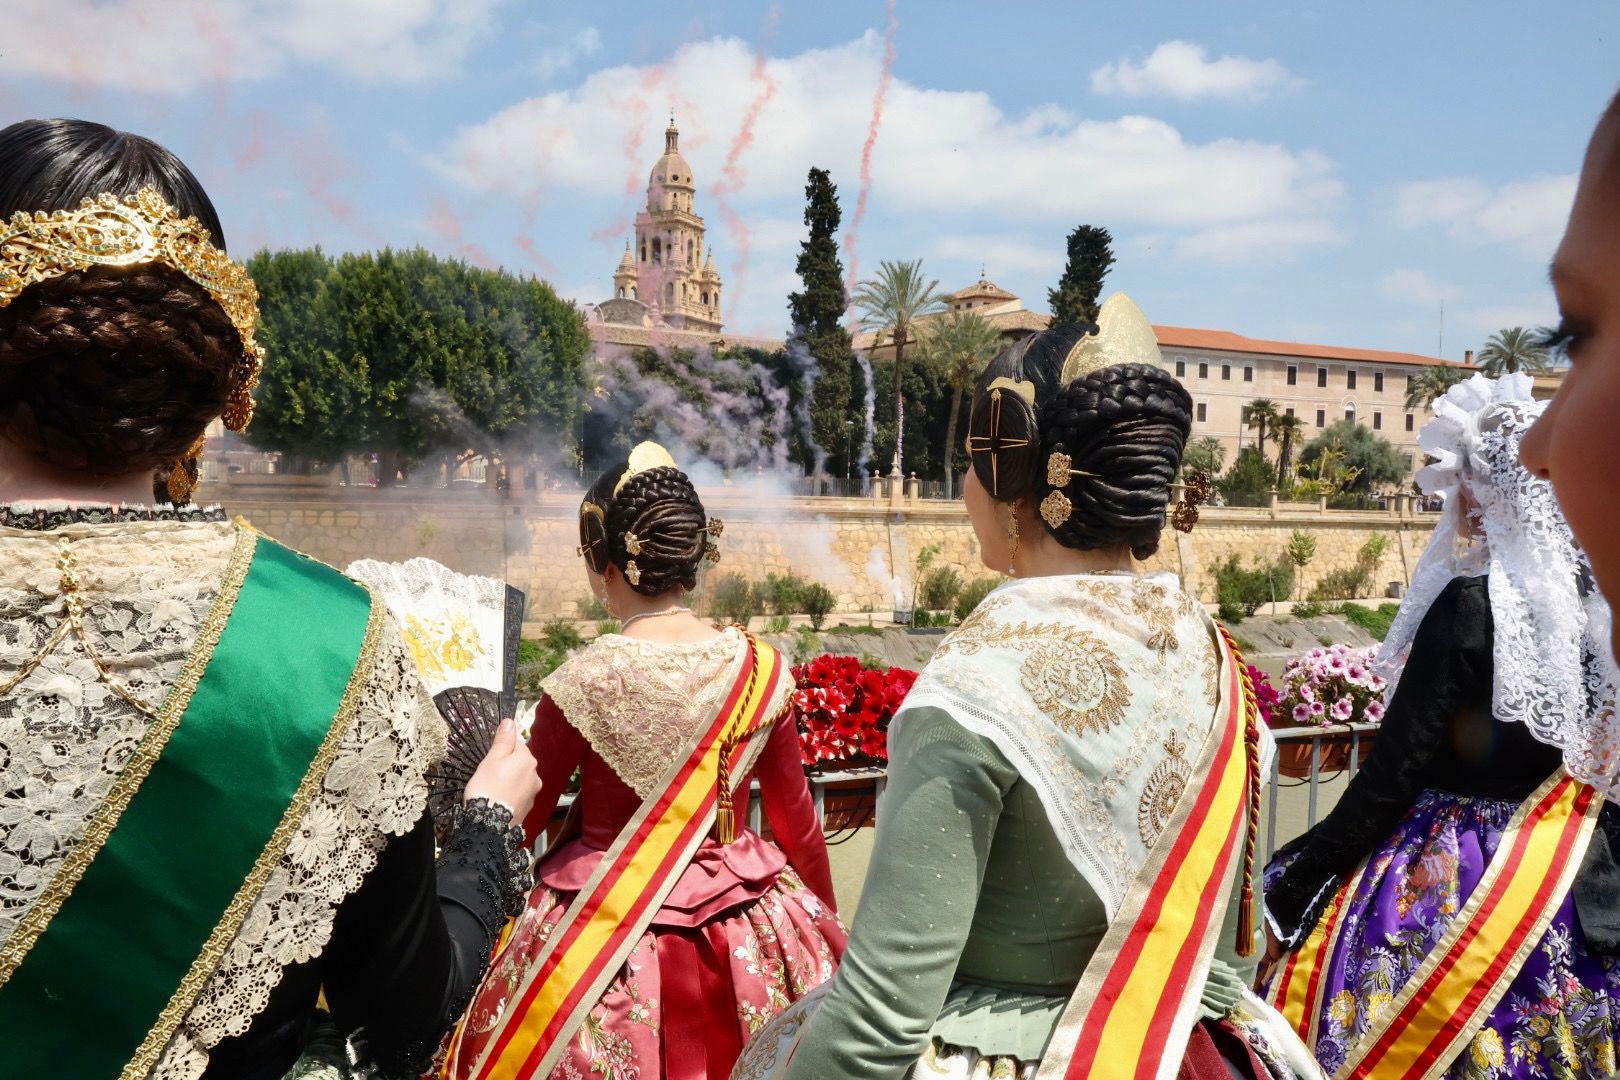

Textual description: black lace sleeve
[317,801,533,1077]
[1266,576,1492,946]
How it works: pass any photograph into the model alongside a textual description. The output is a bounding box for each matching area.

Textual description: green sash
[0,528,382,1078]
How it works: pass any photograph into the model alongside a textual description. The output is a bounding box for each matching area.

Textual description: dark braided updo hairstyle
[0,119,241,491]
[579,457,710,597]
[966,322,1193,560]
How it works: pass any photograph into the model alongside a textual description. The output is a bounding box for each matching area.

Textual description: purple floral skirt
[1265,789,1620,1078]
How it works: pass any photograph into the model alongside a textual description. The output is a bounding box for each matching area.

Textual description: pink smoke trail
[709,4,781,328]
[426,197,498,268]
[843,0,898,313]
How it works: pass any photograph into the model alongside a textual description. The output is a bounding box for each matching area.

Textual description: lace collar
[0,502,227,531]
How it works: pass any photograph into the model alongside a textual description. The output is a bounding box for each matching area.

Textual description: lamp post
[844,420,855,485]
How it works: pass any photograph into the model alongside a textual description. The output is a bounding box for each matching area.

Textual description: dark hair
[579,460,709,596]
[966,323,1193,559]
[0,119,239,486]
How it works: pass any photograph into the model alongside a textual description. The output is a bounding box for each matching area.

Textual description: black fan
[424,585,528,840]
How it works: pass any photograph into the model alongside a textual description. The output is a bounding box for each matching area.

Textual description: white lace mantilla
[893,573,1229,919]
[540,630,758,798]
[0,517,446,1079]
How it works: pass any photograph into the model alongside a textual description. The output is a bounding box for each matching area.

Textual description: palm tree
[921,310,1003,499]
[853,259,945,475]
[1182,436,1227,478]
[1404,364,1470,410]
[1243,399,1280,459]
[1273,412,1305,489]
[1476,326,1551,377]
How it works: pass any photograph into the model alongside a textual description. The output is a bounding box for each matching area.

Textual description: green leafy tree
[1298,420,1411,493]
[1048,225,1116,326]
[853,259,945,475]
[1477,326,1551,377]
[1272,412,1305,488]
[1216,446,1274,504]
[788,168,859,476]
[250,248,591,482]
[1182,436,1227,478]
[1243,399,1279,459]
[1405,364,1471,409]
[920,310,1002,497]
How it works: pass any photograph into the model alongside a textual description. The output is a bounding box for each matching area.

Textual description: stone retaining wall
[214,478,1438,619]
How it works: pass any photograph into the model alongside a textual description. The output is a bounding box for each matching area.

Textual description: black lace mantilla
[0,503,228,531]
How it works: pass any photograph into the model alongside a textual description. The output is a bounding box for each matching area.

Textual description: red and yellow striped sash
[1333,772,1598,1080]
[1266,860,1365,1047]
[1037,631,1254,1080]
[455,638,788,1080]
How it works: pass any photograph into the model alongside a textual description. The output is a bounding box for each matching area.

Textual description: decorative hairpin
[1171,470,1211,533]
[1045,451,1100,489]
[707,517,724,538]
[625,560,642,586]
[625,531,644,555]
[704,542,722,564]
[1039,490,1073,530]
[703,517,724,564]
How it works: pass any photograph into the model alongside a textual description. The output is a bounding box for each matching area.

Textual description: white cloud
[1394,173,1576,257]
[1090,40,1294,102]
[437,32,1341,239]
[1173,218,1342,263]
[0,0,505,91]
[533,26,602,81]
[930,234,1064,278]
[1376,268,1458,306]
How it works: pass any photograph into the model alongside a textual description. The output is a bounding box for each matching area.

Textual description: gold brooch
[0,188,264,432]
[625,560,642,586]
[1040,490,1073,529]
[704,542,722,564]
[625,531,644,555]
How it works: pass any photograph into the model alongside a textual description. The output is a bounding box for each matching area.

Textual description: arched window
[701,291,708,305]
[630,285,637,299]
[617,286,625,298]
[688,239,695,265]
[639,240,647,262]
[664,282,674,306]
[651,237,662,263]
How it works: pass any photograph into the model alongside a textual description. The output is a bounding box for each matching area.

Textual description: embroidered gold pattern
[1137,731,1190,846]
[1019,632,1131,737]
[0,524,257,989]
[121,589,386,1079]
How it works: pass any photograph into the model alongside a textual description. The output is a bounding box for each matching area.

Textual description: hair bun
[602,465,708,596]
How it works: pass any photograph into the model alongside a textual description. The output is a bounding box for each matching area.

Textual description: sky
[3,0,1616,361]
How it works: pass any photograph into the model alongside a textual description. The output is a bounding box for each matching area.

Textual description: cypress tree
[788,168,858,475]
[1048,224,1116,326]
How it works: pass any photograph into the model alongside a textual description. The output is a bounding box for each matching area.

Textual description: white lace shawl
[1379,374,1620,799]
[891,573,1236,918]
[540,630,762,798]
[0,518,447,1078]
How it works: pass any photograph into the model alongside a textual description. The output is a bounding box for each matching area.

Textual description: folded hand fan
[347,558,527,838]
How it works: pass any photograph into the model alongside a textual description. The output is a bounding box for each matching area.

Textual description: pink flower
[1292,704,1313,724]
[1347,664,1368,684]
[1325,655,1348,676]
[1370,675,1387,693]
[1309,700,1326,717]
[1331,698,1354,722]
[1299,683,1316,704]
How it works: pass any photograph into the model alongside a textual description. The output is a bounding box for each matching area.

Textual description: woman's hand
[464,719,542,823]
[1256,924,1289,988]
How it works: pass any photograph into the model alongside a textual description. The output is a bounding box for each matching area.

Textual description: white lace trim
[0,519,446,1079]
[540,631,749,798]
[1380,374,1620,799]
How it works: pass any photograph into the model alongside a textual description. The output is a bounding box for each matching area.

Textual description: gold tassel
[1222,624,1263,958]
[715,762,737,845]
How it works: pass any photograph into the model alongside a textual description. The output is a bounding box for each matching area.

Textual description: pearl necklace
[618,607,692,633]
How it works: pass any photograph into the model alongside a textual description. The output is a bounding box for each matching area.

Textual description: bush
[540,618,585,652]
[802,583,837,631]
[792,625,823,664]
[761,572,808,615]
[1342,602,1401,641]
[577,594,611,620]
[954,578,1001,622]
[1210,554,1295,619]
[919,565,964,612]
[515,647,568,697]
[911,609,952,628]
[1309,566,1372,602]
[764,614,792,633]
[595,619,621,637]
[709,574,761,626]
[1291,599,1326,620]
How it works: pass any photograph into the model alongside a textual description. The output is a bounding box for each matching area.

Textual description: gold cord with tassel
[1220,624,1263,958]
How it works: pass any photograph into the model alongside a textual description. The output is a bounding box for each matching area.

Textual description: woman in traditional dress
[1263,373,1620,1078]
[734,303,1316,1080]
[1523,88,1620,665]
[440,444,846,1080]
[0,119,540,1080]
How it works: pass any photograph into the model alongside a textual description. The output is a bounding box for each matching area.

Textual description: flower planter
[1276,729,1375,778]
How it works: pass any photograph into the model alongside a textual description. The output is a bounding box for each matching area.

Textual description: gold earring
[1007,506,1020,577]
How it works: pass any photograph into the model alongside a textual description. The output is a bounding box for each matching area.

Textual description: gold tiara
[0,187,265,432]
[1058,292,1162,386]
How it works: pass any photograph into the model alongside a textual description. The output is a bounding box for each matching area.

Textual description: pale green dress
[780,705,1258,1079]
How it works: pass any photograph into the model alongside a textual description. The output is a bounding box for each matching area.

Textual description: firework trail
[426,197,498,268]
[842,0,898,307]
[709,4,781,327]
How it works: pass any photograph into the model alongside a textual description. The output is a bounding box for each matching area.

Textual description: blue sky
[4,1,1616,359]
